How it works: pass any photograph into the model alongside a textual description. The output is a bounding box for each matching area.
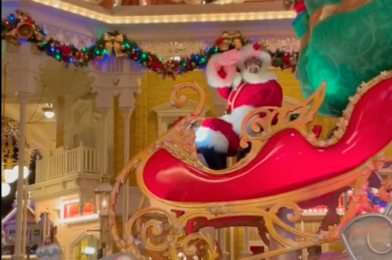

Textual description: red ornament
[24,17,34,24]
[312,125,322,138]
[59,45,72,56]
[75,51,83,60]
[281,55,291,63]
[294,0,306,13]
[215,38,224,46]
[150,60,162,70]
[253,42,261,51]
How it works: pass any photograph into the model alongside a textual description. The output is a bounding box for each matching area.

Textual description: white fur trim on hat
[239,43,277,84]
[195,126,229,153]
[206,53,236,88]
[223,105,257,136]
[239,43,272,70]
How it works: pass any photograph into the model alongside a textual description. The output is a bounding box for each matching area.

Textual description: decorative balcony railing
[35,143,99,183]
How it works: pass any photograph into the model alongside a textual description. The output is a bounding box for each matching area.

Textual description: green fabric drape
[292,11,309,38]
[305,0,343,14]
[297,0,392,117]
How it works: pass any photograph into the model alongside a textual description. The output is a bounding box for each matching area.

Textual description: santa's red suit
[195,43,283,168]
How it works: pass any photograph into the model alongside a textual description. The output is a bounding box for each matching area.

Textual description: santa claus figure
[195,43,283,170]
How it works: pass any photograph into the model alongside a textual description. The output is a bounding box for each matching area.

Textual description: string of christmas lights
[1,10,299,79]
[367,189,389,208]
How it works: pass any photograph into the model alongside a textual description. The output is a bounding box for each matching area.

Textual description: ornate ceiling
[3,0,294,25]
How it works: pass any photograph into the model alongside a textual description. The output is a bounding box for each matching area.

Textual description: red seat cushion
[143,77,392,203]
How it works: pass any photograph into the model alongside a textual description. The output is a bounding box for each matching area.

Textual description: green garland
[1,10,299,79]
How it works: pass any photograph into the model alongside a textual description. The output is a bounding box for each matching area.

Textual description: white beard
[241,66,278,84]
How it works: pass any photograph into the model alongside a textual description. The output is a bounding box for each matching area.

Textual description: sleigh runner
[108,70,392,260]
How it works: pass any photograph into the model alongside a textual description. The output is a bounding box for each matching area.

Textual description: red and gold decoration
[215,31,245,51]
[1,10,299,79]
[1,10,36,45]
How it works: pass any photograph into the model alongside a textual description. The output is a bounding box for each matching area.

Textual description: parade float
[106,0,392,259]
[1,1,391,260]
[107,70,392,260]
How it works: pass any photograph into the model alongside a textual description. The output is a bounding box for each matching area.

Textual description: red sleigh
[109,70,392,260]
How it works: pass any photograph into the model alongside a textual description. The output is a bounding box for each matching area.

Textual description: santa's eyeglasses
[244,57,262,68]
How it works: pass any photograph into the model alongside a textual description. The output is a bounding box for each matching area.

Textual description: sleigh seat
[143,76,392,203]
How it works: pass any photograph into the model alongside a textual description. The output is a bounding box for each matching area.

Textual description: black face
[244,57,262,73]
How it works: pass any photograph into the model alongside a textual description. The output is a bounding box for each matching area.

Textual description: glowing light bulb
[4,168,17,183]
[2,183,11,197]
[12,165,30,179]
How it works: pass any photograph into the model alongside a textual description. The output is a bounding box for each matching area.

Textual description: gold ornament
[33,31,49,42]
[219,31,230,51]
[218,31,244,51]
[16,22,34,39]
[103,32,124,57]
[232,31,243,50]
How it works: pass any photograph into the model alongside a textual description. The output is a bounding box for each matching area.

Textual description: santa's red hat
[238,43,272,71]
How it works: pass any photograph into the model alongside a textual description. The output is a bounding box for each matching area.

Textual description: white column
[219,229,229,260]
[118,87,136,228]
[300,221,308,260]
[42,212,47,244]
[94,90,113,257]
[21,187,28,253]
[95,89,113,177]
[242,227,252,257]
[97,107,109,176]
[46,212,51,240]
[13,92,29,260]
[229,227,235,260]
[121,107,132,227]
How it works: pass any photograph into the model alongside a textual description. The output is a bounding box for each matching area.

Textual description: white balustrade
[35,143,99,182]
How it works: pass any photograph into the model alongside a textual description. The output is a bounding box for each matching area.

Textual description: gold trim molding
[16,0,296,24]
